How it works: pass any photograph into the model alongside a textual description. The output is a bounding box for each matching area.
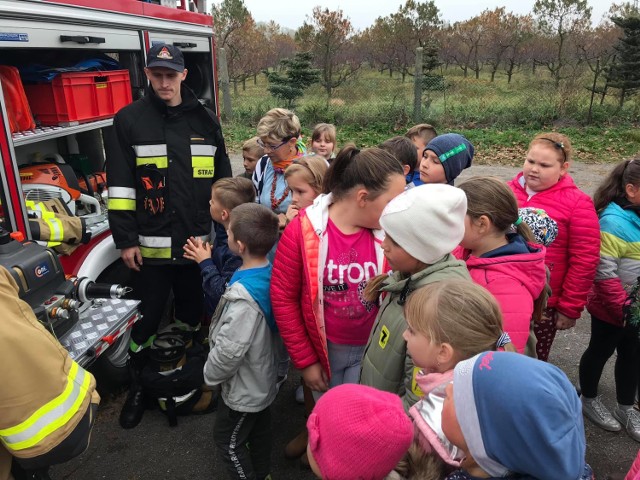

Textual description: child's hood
[410,370,463,467]
[463,238,547,299]
[228,265,277,331]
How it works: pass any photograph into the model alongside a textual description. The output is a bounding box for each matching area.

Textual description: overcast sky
[209,0,613,31]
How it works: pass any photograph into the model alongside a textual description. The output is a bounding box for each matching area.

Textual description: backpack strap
[253,155,270,198]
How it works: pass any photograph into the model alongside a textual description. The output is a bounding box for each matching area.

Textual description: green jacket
[359,254,469,411]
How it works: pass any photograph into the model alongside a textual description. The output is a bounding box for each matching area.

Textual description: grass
[220,68,640,164]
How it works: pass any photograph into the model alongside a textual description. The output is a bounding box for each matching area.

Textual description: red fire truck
[0,0,218,383]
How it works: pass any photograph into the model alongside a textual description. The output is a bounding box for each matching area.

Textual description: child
[271,145,406,396]
[305,384,413,480]
[579,158,640,442]
[508,133,600,361]
[238,136,264,179]
[359,184,470,411]
[441,351,593,479]
[420,133,473,186]
[379,136,420,189]
[280,153,328,463]
[204,203,280,480]
[406,123,438,172]
[284,154,329,226]
[456,177,547,353]
[310,123,336,161]
[183,177,256,319]
[401,279,514,476]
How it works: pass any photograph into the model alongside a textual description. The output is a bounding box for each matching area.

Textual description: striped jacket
[107,85,231,264]
[0,267,99,464]
[587,201,640,326]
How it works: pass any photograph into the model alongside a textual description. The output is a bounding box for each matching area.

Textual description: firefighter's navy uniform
[0,267,99,479]
[107,82,231,352]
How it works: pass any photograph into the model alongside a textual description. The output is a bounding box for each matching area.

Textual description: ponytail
[593,158,640,214]
[322,144,403,201]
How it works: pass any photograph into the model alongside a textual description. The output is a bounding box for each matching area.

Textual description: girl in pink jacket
[507,133,600,361]
[456,176,547,354]
[271,145,405,394]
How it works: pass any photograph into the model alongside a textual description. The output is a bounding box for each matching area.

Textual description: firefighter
[107,43,232,429]
[0,266,99,480]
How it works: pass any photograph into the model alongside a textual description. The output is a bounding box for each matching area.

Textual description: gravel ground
[52,156,638,480]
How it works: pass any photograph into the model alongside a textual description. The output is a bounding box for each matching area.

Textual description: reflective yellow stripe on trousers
[0,362,90,451]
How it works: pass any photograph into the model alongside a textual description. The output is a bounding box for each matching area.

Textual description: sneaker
[295,384,304,404]
[581,396,621,432]
[613,406,640,442]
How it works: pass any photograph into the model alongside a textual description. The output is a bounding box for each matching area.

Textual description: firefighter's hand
[183,236,211,264]
[301,362,328,392]
[556,312,577,330]
[121,246,142,271]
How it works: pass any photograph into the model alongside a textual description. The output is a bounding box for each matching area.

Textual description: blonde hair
[311,123,337,146]
[256,108,301,142]
[388,442,446,480]
[242,136,264,158]
[529,132,572,164]
[284,154,328,194]
[404,279,514,359]
[212,177,256,211]
[405,124,438,145]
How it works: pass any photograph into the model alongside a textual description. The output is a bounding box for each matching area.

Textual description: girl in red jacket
[507,133,600,361]
[271,144,405,394]
[456,176,547,354]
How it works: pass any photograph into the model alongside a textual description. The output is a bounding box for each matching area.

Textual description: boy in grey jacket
[204,203,280,480]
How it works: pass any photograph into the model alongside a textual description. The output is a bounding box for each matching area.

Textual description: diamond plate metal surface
[58,298,140,365]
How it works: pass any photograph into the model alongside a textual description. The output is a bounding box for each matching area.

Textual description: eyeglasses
[257,137,291,151]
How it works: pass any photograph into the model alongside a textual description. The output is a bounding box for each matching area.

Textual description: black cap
[146,43,185,72]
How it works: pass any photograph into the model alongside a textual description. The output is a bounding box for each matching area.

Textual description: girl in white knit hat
[359,183,471,412]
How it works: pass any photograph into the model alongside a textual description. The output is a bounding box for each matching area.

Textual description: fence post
[413,46,423,124]
[218,47,233,120]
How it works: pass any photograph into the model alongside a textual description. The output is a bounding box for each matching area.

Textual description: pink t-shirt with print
[323,219,380,345]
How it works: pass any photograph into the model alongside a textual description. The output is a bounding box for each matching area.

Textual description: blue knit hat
[453,351,586,479]
[424,133,474,185]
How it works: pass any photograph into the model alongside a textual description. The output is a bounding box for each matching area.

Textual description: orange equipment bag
[0,66,36,133]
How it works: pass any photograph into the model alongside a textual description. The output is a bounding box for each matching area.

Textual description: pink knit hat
[307,384,414,480]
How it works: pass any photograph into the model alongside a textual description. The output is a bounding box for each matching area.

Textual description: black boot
[119,350,146,429]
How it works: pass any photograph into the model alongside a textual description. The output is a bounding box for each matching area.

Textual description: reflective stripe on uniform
[134,145,167,157]
[136,156,168,169]
[108,198,136,211]
[134,144,168,169]
[0,362,90,451]
[139,246,171,259]
[108,187,137,211]
[191,156,214,168]
[139,236,172,258]
[139,235,171,248]
[190,145,216,156]
[108,187,136,199]
[45,218,64,242]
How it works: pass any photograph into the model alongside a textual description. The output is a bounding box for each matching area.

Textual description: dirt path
[53,158,635,480]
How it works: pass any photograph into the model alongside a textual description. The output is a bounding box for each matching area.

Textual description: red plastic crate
[24,70,132,126]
